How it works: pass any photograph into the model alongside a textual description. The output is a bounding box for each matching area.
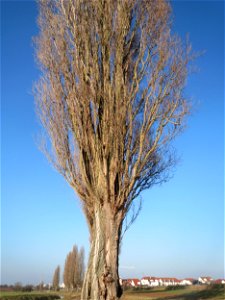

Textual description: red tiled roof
[124,278,140,285]
[132,279,140,285]
[142,276,181,282]
[214,279,224,284]
[160,277,179,282]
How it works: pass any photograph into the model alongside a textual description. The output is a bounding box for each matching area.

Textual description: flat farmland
[121,285,225,300]
[1,285,224,300]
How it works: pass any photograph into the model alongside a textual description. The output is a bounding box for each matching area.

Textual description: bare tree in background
[52,266,60,291]
[63,250,72,290]
[35,0,192,299]
[77,247,85,288]
[63,245,85,290]
[64,245,77,290]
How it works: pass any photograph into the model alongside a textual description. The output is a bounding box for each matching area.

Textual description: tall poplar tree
[35,1,192,299]
[52,266,60,291]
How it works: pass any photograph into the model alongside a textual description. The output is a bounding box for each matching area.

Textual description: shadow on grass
[156,284,225,300]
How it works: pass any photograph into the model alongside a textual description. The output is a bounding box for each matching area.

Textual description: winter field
[1,285,224,300]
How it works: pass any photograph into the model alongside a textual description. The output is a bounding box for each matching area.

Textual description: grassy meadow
[0,291,61,300]
[121,284,225,299]
[1,285,224,300]
[0,290,80,300]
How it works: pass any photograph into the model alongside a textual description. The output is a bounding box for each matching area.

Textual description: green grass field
[0,291,60,300]
[0,285,224,300]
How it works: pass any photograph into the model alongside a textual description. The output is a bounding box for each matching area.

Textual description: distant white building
[59,283,65,289]
[121,275,213,288]
[160,278,181,286]
[198,277,213,285]
[180,278,194,286]
[150,278,160,287]
[141,276,151,286]
[141,277,161,287]
[141,276,182,287]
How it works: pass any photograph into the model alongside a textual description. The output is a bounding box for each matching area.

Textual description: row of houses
[120,276,225,287]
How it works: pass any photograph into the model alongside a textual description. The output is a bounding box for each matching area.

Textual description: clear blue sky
[1,0,224,285]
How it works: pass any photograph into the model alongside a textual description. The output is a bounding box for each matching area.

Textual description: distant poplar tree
[52,265,60,291]
[77,247,85,287]
[63,251,71,289]
[63,245,85,290]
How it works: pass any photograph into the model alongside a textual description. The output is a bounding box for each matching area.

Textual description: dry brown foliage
[63,245,85,290]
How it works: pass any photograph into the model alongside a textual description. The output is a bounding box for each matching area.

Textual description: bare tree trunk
[81,204,123,300]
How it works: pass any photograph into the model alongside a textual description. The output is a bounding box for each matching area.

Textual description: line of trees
[51,245,85,291]
[1,282,50,292]
[63,245,85,290]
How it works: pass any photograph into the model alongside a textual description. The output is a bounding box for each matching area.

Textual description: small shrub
[21,286,33,293]
[13,283,23,292]
[208,283,224,290]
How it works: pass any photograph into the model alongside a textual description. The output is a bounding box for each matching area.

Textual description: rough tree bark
[81,203,123,300]
[34,1,192,299]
